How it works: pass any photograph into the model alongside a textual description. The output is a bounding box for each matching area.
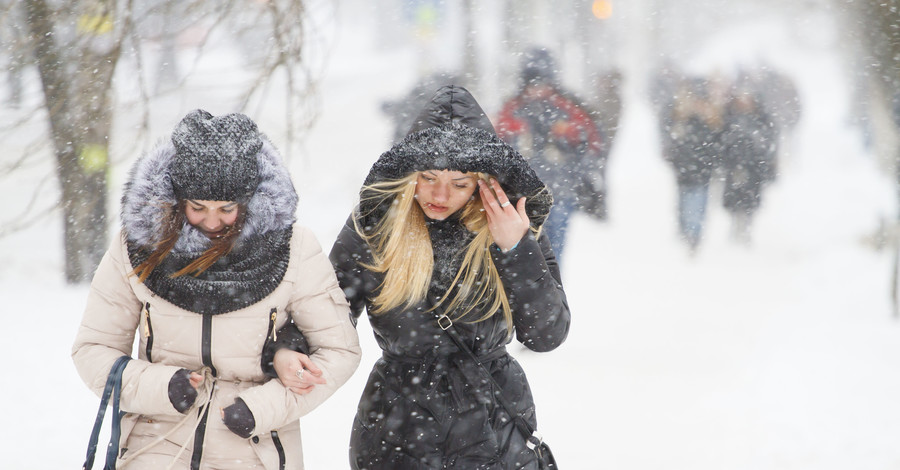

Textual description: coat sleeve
[328,217,378,323]
[261,218,368,376]
[71,237,187,416]
[491,231,571,352]
[238,227,361,432]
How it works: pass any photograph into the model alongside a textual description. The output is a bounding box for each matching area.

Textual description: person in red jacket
[495,47,607,263]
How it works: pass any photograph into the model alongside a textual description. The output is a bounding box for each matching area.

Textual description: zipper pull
[270,308,278,342]
[141,303,151,338]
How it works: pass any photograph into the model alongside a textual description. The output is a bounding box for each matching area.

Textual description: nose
[202,215,224,232]
[432,183,449,203]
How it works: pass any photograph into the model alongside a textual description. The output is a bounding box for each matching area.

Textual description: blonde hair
[355,171,524,335]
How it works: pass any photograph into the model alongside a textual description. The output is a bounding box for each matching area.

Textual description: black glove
[223,398,256,438]
[167,368,198,414]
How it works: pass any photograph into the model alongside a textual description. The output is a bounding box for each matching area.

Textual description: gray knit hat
[170,109,262,201]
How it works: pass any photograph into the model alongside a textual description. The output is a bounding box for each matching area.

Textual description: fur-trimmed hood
[360,85,552,229]
[121,137,297,252]
[120,124,298,315]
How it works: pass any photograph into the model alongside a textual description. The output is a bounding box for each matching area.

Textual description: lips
[200,227,227,239]
[426,203,448,213]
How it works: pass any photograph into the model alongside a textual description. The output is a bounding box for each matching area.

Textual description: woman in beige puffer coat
[72,110,361,470]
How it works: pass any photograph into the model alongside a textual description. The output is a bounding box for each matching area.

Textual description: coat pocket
[249,425,301,470]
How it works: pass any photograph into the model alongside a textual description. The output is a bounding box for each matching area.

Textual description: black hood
[360,85,552,229]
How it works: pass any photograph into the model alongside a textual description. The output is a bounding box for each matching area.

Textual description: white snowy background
[2,1,900,469]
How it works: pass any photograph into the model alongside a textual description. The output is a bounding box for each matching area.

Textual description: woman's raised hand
[478,178,529,252]
[274,348,326,395]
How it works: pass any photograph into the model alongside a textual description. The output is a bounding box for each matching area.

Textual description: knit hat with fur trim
[170,109,262,201]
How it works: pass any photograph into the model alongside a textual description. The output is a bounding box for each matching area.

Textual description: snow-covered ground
[2,3,900,469]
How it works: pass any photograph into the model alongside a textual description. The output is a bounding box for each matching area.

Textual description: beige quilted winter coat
[72,224,361,469]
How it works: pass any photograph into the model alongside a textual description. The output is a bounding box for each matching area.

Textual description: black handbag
[436,313,558,469]
[82,355,131,470]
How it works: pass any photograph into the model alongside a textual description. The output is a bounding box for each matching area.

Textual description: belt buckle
[437,314,453,330]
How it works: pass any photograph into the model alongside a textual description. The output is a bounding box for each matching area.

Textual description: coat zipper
[271,430,286,470]
[201,313,217,376]
[266,308,278,342]
[190,313,216,469]
[190,405,211,470]
[141,302,154,362]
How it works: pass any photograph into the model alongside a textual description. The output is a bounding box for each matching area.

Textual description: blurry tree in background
[834,0,900,314]
[21,0,122,284]
[837,0,900,186]
[2,0,326,283]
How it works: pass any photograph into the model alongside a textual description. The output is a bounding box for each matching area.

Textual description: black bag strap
[83,355,131,470]
[436,313,545,451]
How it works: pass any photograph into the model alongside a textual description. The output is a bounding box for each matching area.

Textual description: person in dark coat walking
[661,77,724,252]
[269,85,571,469]
[496,47,607,262]
[720,86,778,244]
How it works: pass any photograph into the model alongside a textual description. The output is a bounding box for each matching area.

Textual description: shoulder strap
[83,355,131,470]
[436,313,546,451]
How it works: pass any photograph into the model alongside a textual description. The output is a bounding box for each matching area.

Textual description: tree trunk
[24,0,119,283]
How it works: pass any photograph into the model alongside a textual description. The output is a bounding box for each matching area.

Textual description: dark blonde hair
[131,200,246,282]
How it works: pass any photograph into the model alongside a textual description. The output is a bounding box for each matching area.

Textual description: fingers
[283,356,327,396]
[297,368,327,385]
[478,178,515,212]
[189,372,204,389]
[516,197,529,223]
[286,375,320,395]
[297,354,323,376]
[491,179,515,210]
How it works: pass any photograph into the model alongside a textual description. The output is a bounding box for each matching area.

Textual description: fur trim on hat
[121,137,297,252]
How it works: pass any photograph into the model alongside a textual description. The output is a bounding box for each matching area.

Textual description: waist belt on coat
[379,347,509,423]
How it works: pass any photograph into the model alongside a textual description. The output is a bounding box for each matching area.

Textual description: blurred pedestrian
[72,109,361,469]
[660,77,724,253]
[757,66,801,167]
[496,47,607,262]
[381,70,463,144]
[720,84,778,244]
[595,67,623,159]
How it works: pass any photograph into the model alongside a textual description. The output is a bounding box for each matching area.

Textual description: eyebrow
[422,171,474,182]
[187,200,238,209]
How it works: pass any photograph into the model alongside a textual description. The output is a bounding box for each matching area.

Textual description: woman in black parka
[270,85,571,469]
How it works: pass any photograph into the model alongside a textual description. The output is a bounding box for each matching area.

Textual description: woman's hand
[274,348,326,395]
[478,178,529,252]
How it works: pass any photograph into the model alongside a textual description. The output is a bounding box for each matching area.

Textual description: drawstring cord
[118,367,216,469]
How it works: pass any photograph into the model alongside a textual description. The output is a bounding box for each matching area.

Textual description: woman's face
[184,200,239,238]
[415,170,478,220]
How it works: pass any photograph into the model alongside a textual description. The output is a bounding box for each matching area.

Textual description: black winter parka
[276,86,571,469]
